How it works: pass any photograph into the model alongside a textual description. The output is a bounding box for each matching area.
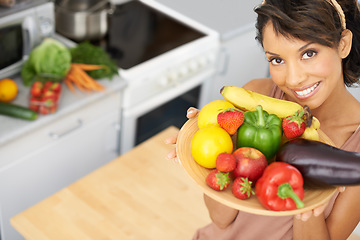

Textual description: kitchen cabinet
[0,82,124,240]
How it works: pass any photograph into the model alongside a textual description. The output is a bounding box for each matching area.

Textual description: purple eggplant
[276,138,360,185]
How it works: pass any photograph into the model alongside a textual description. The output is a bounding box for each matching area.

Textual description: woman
[167,0,360,239]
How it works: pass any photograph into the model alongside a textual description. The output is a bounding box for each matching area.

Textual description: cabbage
[21,38,71,86]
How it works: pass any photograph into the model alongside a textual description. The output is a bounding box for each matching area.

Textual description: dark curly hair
[255,0,360,87]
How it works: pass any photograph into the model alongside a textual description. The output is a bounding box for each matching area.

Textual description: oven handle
[49,119,83,140]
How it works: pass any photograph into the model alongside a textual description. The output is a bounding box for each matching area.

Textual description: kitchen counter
[10,126,211,240]
[0,74,126,146]
[0,63,128,240]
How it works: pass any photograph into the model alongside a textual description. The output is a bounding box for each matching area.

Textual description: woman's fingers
[165,133,178,145]
[187,107,199,118]
[295,202,328,221]
[296,211,312,221]
[167,148,177,160]
[313,203,327,217]
[165,107,198,163]
[338,186,346,192]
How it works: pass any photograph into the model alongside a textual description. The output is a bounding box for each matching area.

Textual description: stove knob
[179,65,189,78]
[189,59,199,72]
[157,76,171,87]
[168,70,180,82]
[198,56,208,68]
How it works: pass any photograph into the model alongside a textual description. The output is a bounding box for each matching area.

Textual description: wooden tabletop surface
[11,126,211,240]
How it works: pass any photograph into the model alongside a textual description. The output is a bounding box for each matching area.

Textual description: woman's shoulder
[242,78,274,95]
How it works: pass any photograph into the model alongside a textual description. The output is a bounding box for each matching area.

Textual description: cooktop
[89,0,206,70]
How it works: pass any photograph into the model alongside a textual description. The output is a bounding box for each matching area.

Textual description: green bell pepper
[237,105,282,161]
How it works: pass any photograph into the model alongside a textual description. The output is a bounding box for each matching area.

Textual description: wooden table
[11,126,211,240]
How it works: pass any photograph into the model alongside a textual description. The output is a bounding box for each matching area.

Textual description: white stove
[103,0,220,153]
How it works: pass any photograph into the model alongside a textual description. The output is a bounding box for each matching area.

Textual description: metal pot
[55,0,113,41]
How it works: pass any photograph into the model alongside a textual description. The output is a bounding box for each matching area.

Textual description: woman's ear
[339,29,353,59]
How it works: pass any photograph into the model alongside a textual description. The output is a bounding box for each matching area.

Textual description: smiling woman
[164,0,360,240]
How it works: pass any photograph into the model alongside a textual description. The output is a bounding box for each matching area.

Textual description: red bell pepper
[255,162,305,211]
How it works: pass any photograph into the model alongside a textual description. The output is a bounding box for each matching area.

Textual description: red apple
[232,147,267,182]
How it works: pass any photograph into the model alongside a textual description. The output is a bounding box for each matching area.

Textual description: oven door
[107,0,220,154]
[119,67,215,154]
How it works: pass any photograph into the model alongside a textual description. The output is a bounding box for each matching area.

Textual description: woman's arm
[293,186,360,240]
[203,194,239,229]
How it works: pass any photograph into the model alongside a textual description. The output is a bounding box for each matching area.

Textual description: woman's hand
[294,186,346,221]
[165,107,199,163]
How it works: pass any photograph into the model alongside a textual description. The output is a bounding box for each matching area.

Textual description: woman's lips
[293,82,320,100]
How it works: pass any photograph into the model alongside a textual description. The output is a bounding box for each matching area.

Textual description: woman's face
[262,22,344,110]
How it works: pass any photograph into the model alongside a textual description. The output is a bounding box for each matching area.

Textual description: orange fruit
[198,100,235,129]
[191,126,233,168]
[0,78,18,102]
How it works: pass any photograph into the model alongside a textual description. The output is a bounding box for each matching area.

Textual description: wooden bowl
[176,116,337,216]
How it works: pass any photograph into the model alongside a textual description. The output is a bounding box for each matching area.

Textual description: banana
[220,86,320,140]
[221,86,303,118]
[300,127,320,141]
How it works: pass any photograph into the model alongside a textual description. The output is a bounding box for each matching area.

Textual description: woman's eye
[269,58,284,65]
[302,50,317,59]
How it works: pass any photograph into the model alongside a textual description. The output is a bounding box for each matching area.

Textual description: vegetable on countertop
[237,105,282,161]
[255,162,305,211]
[70,42,119,80]
[64,63,105,92]
[21,38,72,86]
[29,81,62,115]
[0,102,38,121]
[276,138,360,185]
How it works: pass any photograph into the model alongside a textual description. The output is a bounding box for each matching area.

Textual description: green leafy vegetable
[21,38,72,86]
[70,42,118,80]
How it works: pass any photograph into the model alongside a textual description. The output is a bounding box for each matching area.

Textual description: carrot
[64,78,75,93]
[71,63,105,71]
[72,66,104,91]
[64,63,106,93]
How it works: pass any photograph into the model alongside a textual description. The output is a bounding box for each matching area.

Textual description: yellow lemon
[191,126,233,168]
[0,78,18,102]
[198,100,235,129]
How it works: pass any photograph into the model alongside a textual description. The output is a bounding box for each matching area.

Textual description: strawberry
[232,177,254,200]
[30,81,43,97]
[282,109,306,139]
[217,108,245,135]
[39,105,50,115]
[206,169,230,191]
[216,152,236,172]
[44,81,61,93]
[42,90,57,101]
[44,81,54,89]
[50,82,61,93]
[29,97,40,112]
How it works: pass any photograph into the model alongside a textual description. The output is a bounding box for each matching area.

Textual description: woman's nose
[286,62,306,87]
